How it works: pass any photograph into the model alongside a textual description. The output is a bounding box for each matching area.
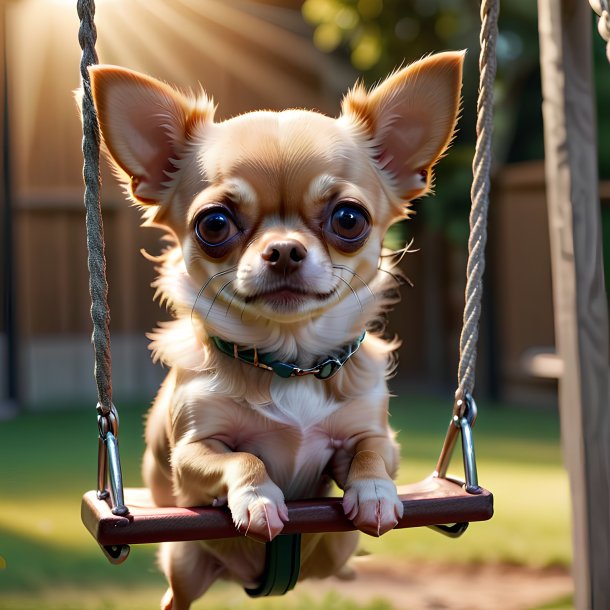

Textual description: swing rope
[456,0,499,402]
[77,0,113,417]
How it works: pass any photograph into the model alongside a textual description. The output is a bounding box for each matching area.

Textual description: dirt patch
[299,558,573,610]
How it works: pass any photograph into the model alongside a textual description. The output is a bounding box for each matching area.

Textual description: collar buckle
[313,358,342,380]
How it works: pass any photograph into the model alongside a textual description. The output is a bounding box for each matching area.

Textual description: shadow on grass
[0,527,159,592]
[0,528,395,610]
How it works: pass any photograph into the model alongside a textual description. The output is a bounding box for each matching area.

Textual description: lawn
[0,394,571,609]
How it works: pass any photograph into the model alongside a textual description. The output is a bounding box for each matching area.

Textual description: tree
[302,0,609,244]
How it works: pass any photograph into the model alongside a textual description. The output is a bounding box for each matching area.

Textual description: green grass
[530,596,574,610]
[363,396,571,566]
[0,395,571,609]
[0,590,394,610]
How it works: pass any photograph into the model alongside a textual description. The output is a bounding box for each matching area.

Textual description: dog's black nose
[261,240,307,274]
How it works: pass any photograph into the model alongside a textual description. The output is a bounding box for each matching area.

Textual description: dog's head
[90,53,463,356]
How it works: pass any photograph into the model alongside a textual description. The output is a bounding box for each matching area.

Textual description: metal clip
[454,394,482,494]
[95,402,130,516]
[455,394,483,494]
[428,522,470,538]
[104,431,128,516]
[434,392,482,495]
[100,543,131,565]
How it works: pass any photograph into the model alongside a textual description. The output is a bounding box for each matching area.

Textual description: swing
[78,0,496,596]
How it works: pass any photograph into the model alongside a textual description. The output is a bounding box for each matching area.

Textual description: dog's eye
[194,207,240,256]
[198,212,233,243]
[329,203,370,242]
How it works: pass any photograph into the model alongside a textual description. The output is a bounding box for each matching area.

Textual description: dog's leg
[143,373,178,506]
[342,437,404,536]
[299,531,360,580]
[159,541,224,610]
[172,440,288,541]
[142,446,176,506]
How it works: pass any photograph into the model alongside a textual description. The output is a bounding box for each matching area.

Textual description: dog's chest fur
[173,373,347,499]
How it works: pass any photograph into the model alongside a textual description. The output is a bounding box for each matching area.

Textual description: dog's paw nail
[342,493,358,521]
[278,501,289,522]
[229,482,287,541]
[344,479,402,536]
[212,495,227,507]
[345,507,358,521]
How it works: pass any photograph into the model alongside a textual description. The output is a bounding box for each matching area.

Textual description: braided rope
[456,0,499,399]
[77,0,113,415]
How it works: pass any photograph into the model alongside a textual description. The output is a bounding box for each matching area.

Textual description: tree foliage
[303,0,610,243]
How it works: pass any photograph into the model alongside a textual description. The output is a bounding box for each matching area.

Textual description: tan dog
[89,51,463,610]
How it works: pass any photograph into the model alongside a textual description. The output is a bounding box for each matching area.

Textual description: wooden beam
[537,1,610,608]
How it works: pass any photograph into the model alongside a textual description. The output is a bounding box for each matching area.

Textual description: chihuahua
[89,51,463,610]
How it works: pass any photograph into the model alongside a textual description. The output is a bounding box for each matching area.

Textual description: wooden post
[538,1,610,608]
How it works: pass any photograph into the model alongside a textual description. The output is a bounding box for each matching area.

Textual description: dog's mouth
[244,285,332,309]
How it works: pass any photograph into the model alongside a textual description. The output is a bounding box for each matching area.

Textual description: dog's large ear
[89,65,214,205]
[341,51,464,201]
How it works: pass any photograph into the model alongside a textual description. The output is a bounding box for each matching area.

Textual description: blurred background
[1,0,610,411]
[1,0,609,608]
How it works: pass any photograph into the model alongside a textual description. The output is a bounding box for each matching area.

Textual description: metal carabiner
[105,430,129,516]
[428,393,483,538]
[434,392,482,495]
[95,402,129,516]
[454,394,482,495]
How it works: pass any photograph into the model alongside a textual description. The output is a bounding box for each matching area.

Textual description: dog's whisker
[225,289,240,318]
[380,239,418,270]
[190,266,238,324]
[388,248,409,270]
[205,278,236,321]
[377,266,412,288]
[332,264,375,302]
[332,273,363,313]
[380,237,417,258]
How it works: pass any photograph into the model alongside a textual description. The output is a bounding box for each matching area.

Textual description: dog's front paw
[343,478,404,537]
[228,481,289,542]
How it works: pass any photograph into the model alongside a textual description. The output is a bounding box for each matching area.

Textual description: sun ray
[135,0,319,111]
[6,0,350,204]
[181,0,322,73]
[97,1,195,86]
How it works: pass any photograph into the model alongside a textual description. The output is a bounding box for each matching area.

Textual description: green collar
[210,332,366,380]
